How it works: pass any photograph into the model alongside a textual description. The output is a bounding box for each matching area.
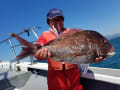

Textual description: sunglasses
[51,18,62,22]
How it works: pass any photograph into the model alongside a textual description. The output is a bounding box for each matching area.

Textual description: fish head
[98,38,115,57]
[87,30,115,58]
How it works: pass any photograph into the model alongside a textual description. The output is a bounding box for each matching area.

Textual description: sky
[0,0,120,61]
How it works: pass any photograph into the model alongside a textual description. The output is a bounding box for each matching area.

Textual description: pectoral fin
[70,55,90,64]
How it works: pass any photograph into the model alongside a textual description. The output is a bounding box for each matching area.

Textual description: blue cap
[47,8,64,19]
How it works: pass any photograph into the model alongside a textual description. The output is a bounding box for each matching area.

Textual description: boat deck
[0,68,31,90]
[0,64,120,90]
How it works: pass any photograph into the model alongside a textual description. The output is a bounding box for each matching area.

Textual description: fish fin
[10,33,35,48]
[10,33,40,60]
[15,47,34,60]
[70,55,90,64]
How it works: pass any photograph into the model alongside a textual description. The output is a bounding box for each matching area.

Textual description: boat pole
[31,28,39,39]
[8,39,16,57]
[29,28,39,65]
[8,39,20,63]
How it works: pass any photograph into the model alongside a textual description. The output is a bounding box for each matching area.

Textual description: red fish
[10,29,115,64]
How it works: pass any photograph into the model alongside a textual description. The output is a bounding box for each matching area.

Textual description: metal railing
[0,26,41,64]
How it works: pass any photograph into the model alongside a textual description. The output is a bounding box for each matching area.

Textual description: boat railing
[0,26,41,64]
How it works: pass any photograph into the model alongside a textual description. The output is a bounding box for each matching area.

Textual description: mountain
[106,33,120,40]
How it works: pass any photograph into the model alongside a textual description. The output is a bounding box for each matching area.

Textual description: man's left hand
[91,56,106,63]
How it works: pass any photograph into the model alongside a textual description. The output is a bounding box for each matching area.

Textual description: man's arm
[34,34,51,60]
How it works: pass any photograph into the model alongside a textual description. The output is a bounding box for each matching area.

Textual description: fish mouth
[107,52,115,57]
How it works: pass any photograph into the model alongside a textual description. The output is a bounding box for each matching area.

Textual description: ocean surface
[35,37,120,69]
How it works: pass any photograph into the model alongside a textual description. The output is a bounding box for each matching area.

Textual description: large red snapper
[10,29,115,64]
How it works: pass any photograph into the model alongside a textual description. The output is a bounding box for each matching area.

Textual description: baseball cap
[47,8,64,19]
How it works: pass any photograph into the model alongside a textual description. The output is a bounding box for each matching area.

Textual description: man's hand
[35,47,51,59]
[91,56,106,63]
[91,49,114,63]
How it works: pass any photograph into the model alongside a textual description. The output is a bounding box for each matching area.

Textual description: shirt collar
[50,28,65,37]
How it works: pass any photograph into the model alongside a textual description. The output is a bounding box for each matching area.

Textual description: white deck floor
[0,63,120,90]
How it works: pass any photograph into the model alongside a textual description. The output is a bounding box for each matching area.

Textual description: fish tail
[9,33,35,48]
[9,33,42,60]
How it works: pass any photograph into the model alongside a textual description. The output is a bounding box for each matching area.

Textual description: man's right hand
[35,47,51,59]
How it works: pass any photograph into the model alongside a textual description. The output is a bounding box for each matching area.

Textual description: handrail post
[30,55,34,65]
[31,28,39,39]
[8,39,19,63]
[30,28,39,64]
[8,39,16,57]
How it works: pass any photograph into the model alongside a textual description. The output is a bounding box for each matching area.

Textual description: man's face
[49,16,64,33]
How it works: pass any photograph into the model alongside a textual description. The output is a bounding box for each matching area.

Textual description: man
[34,8,104,90]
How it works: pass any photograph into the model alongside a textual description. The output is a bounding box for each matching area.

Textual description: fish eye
[101,40,107,43]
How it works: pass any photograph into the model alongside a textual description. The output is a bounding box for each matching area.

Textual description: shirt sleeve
[34,33,47,61]
[35,33,47,46]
